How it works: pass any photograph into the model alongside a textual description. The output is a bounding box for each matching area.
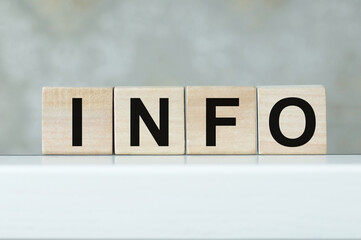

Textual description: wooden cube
[186,86,257,154]
[114,87,185,154]
[42,87,113,154]
[257,85,327,154]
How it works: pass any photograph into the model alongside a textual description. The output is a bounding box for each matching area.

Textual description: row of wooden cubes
[42,86,327,155]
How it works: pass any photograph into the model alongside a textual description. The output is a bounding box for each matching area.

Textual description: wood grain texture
[257,86,327,154]
[186,86,257,154]
[42,87,113,154]
[114,87,185,154]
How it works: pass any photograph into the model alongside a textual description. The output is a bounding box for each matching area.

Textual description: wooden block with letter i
[114,87,185,154]
[42,87,113,154]
[186,86,257,154]
[257,85,327,154]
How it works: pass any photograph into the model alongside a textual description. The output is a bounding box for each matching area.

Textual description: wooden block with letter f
[186,86,257,154]
[42,87,113,154]
[114,87,185,154]
[257,85,327,154]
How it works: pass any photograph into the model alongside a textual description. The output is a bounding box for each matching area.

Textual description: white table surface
[0,155,360,239]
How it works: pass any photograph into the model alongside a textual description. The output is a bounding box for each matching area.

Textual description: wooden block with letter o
[186,86,257,154]
[257,85,327,154]
[42,87,113,154]
[114,87,185,154]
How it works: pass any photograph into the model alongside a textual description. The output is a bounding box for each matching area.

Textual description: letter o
[269,97,316,147]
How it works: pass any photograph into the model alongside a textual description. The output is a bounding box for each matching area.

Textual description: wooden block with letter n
[186,86,257,154]
[42,87,113,154]
[114,87,185,154]
[257,85,327,154]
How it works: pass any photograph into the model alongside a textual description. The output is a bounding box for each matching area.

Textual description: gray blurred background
[0,0,360,154]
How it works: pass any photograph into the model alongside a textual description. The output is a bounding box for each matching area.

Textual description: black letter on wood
[72,98,82,147]
[206,98,239,146]
[269,97,316,147]
[130,98,169,146]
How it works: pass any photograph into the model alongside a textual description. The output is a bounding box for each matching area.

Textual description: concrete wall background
[0,0,360,154]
